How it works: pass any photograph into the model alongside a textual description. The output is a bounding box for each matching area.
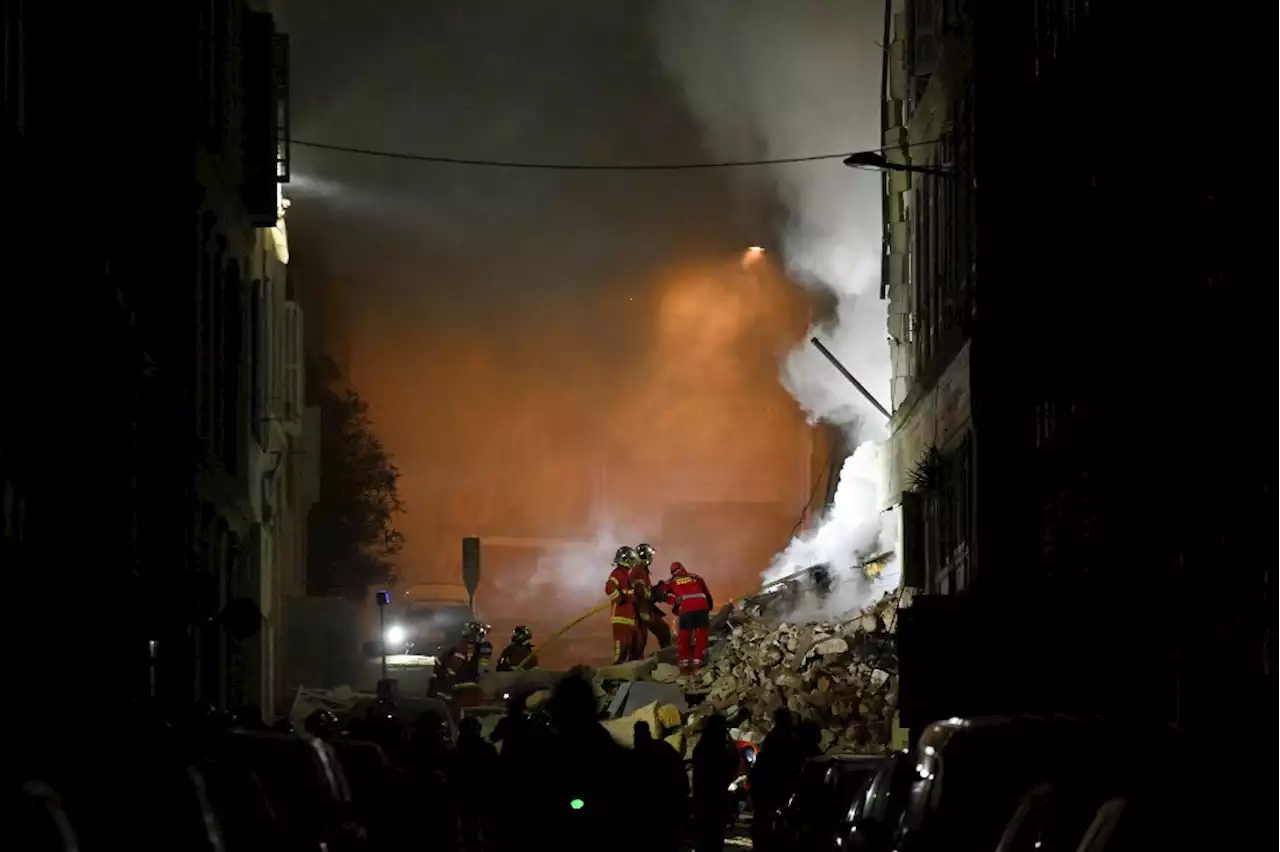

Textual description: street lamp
[843,150,953,178]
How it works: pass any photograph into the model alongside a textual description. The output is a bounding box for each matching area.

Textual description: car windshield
[835,763,880,800]
[787,760,844,814]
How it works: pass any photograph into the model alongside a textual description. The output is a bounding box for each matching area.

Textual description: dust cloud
[344,255,812,644]
[651,0,900,610]
[282,1,854,653]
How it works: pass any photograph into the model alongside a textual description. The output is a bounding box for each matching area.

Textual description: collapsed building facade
[674,585,904,755]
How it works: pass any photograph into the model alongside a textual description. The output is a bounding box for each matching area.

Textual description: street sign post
[462,537,481,616]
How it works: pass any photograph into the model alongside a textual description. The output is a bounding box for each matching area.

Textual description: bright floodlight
[747,246,765,254]
[385,624,407,646]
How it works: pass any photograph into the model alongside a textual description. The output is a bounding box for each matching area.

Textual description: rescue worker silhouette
[661,561,714,675]
[440,621,492,689]
[632,542,673,651]
[605,546,643,664]
[496,624,538,671]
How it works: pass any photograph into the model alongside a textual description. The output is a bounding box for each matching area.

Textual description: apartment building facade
[883,0,1271,739]
[882,0,976,600]
[4,1,307,718]
[191,3,313,716]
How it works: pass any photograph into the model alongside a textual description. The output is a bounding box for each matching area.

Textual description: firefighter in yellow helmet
[605,546,643,663]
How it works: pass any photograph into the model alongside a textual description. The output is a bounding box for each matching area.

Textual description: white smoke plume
[525,529,632,602]
[767,444,902,624]
[653,0,898,606]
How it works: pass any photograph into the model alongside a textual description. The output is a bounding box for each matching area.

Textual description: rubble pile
[672,588,906,755]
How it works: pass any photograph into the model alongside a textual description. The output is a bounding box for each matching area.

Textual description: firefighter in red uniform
[662,561,714,675]
[605,546,642,664]
[632,543,673,651]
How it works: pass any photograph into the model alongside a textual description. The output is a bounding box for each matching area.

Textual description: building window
[1034,400,1057,449]
[923,434,976,594]
[282,303,301,423]
[910,89,976,376]
[907,0,944,109]
[222,262,243,475]
[196,236,212,460]
[1033,0,1092,77]
[211,250,227,466]
[250,280,263,447]
[5,0,26,137]
[2,477,28,543]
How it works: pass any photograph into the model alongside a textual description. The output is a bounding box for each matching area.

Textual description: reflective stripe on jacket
[665,573,712,613]
[606,566,637,619]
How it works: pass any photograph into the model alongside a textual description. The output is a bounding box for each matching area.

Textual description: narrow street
[7,1,1269,851]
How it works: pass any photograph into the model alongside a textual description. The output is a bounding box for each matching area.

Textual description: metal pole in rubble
[810,337,892,421]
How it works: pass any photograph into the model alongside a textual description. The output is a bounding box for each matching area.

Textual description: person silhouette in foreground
[541,668,641,852]
[750,708,797,852]
[691,713,740,852]
[633,720,688,852]
[453,716,498,852]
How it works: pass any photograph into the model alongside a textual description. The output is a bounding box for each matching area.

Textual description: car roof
[812,752,889,767]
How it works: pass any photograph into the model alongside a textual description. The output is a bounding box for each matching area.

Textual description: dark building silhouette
[4,1,297,722]
[883,0,1272,743]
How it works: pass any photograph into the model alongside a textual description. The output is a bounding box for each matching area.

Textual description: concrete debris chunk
[634,586,902,756]
[595,657,658,682]
[651,663,682,683]
[813,637,849,657]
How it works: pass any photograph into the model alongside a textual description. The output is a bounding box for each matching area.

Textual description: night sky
[279,0,884,633]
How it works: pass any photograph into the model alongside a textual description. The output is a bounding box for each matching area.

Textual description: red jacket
[664,572,712,613]
[628,563,655,607]
[605,565,637,621]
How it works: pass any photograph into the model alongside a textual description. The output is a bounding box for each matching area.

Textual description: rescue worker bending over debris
[663,561,714,675]
[605,546,643,664]
[632,542,673,650]
[496,624,538,671]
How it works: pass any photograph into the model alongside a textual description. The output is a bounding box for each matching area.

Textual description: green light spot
[569,798,585,810]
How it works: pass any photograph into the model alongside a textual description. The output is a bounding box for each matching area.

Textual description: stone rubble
[674,588,907,756]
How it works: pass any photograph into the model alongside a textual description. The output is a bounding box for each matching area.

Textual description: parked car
[831,749,915,852]
[893,715,1213,852]
[771,752,888,851]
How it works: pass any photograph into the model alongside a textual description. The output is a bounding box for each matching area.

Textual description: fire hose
[516,600,611,670]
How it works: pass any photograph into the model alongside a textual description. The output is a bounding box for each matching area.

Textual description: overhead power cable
[289,136,946,171]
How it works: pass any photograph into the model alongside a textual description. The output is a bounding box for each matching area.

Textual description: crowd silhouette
[15,668,828,852]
